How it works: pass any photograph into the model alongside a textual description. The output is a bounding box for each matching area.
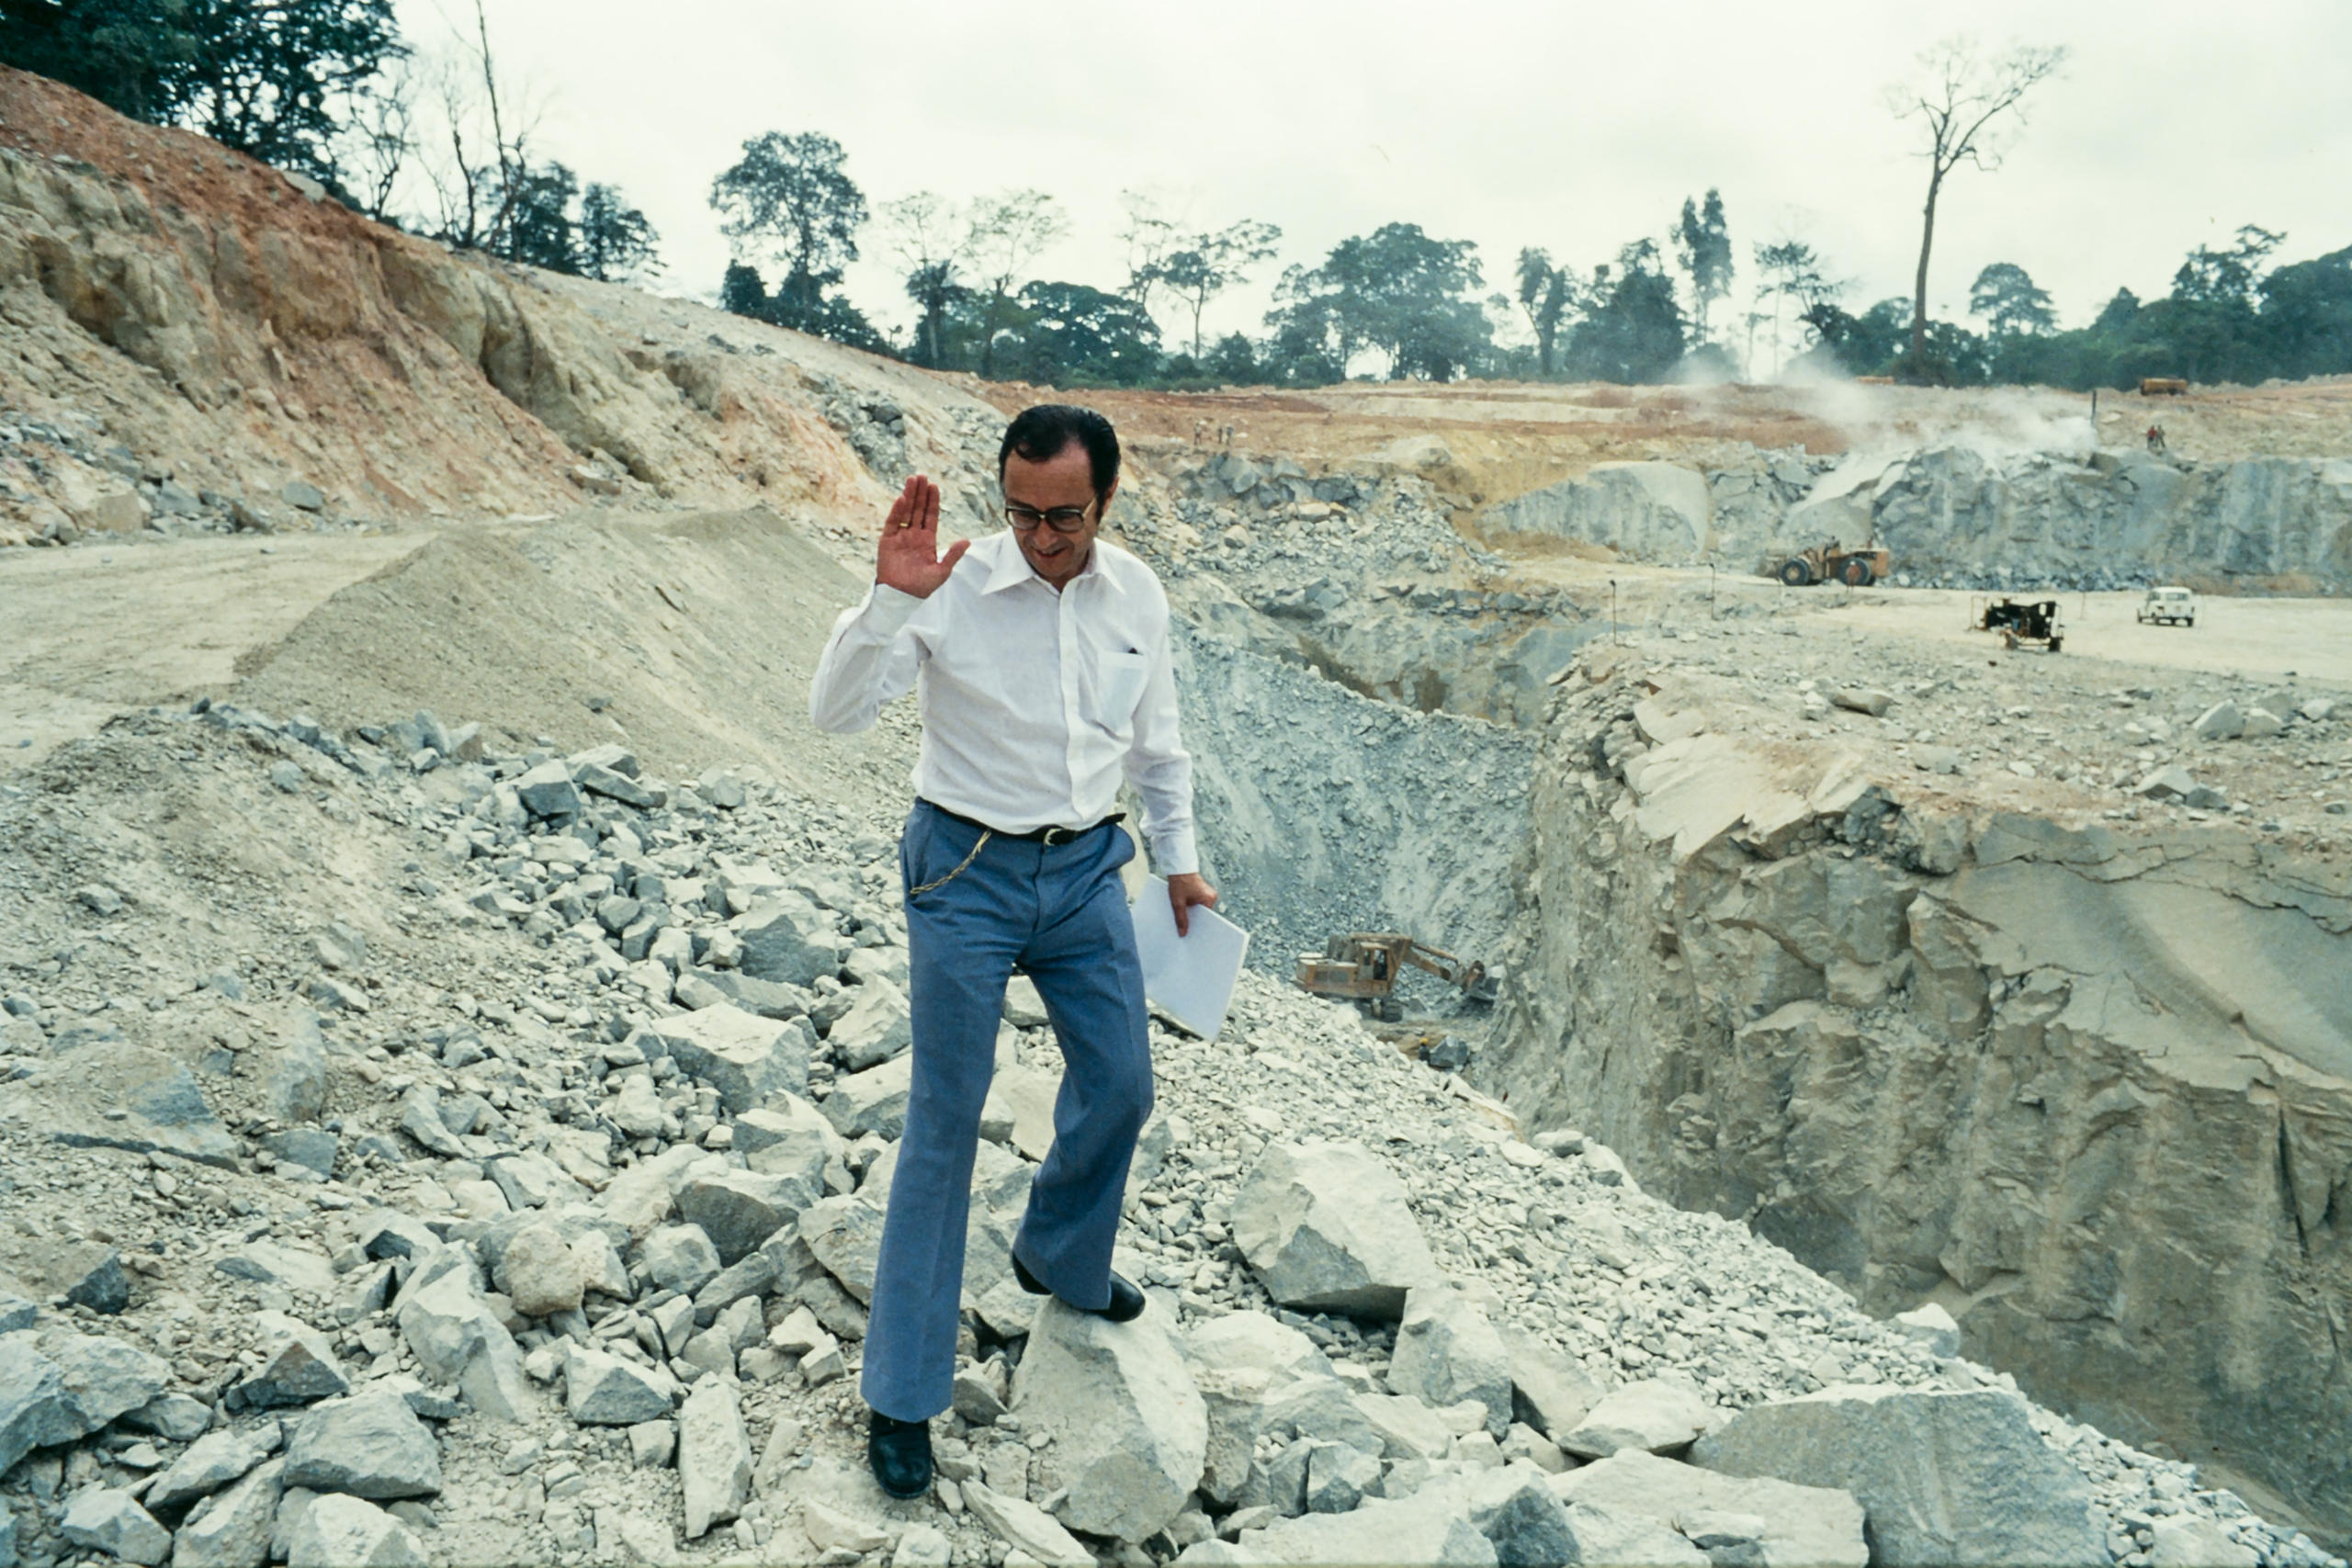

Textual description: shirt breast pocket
[1089,649,1150,731]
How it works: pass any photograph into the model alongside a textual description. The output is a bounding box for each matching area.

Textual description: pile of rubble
[0,702,2335,1568]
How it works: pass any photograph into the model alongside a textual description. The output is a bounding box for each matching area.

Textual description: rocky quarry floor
[0,700,2335,1568]
[5,60,2352,1568]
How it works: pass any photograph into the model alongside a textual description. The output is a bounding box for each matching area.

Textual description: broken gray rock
[797,1196,887,1304]
[1012,1300,1206,1542]
[1235,1485,1498,1566]
[563,1344,679,1426]
[284,1494,426,1568]
[1554,1450,1868,1568]
[734,894,846,988]
[281,1387,442,1499]
[828,979,912,1071]
[170,1457,284,1568]
[677,1171,806,1265]
[62,1489,171,1565]
[1690,1385,2107,1567]
[391,1260,530,1421]
[645,1006,809,1111]
[960,1481,1092,1568]
[493,1223,583,1319]
[642,1224,723,1294]
[147,1426,279,1513]
[821,1054,913,1141]
[1230,1140,1441,1317]
[0,1327,173,1473]
[1559,1379,1711,1459]
[514,761,583,818]
[1389,1283,1512,1438]
[1496,1322,1604,1439]
[232,1314,350,1409]
[676,1378,751,1540]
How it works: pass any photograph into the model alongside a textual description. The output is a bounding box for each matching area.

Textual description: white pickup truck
[2137,585,2198,627]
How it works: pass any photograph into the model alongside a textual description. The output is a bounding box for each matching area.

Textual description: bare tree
[964,190,1068,378]
[881,191,967,367]
[1886,35,2067,376]
[410,7,540,254]
[1116,189,1180,318]
[338,56,417,222]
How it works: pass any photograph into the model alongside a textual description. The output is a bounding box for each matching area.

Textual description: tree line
[0,0,662,284]
[6,12,2347,391]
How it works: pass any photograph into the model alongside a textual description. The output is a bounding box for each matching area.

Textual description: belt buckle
[1041,825,1076,847]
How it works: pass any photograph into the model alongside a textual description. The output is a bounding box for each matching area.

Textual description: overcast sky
[392,0,2352,362]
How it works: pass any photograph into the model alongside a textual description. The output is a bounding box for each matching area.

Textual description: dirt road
[0,527,431,768]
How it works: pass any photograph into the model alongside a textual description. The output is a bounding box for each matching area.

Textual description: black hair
[998,403,1121,499]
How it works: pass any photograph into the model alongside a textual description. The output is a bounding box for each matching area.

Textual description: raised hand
[876,475,969,600]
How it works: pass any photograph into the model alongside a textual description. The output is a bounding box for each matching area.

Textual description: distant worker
[808,404,1217,1501]
[2146,423,2167,455]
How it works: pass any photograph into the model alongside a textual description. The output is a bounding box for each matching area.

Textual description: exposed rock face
[1691,1385,2108,1567]
[1487,461,1715,562]
[1485,443,2352,590]
[1494,663,2352,1537]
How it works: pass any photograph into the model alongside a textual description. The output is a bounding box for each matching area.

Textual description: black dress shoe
[1012,1252,1147,1324]
[866,1410,932,1499]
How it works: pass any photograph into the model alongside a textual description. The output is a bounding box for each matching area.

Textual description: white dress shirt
[808,530,1198,875]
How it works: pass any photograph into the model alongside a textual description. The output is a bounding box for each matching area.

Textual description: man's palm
[878,476,969,599]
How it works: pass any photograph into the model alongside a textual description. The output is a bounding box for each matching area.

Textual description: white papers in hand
[1130,875,1250,1042]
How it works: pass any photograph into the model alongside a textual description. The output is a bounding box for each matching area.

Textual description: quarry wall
[1488,654,2352,1537]
[1486,446,2352,592]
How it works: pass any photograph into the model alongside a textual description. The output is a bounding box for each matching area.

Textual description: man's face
[1002,441,1112,590]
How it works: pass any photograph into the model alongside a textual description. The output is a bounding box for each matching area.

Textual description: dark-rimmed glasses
[1004,498,1098,534]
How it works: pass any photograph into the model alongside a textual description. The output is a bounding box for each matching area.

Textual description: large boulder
[1690,1385,2107,1566]
[280,1388,442,1499]
[147,1427,279,1513]
[644,1006,808,1111]
[492,1224,584,1318]
[232,1313,350,1409]
[1389,1284,1512,1438]
[733,1096,841,1203]
[1558,1379,1711,1458]
[1233,1485,1498,1566]
[1230,1141,1440,1317]
[1554,1450,1868,1568]
[1012,1300,1207,1542]
[60,1489,171,1565]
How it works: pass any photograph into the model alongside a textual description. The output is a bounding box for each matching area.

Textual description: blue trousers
[859,801,1155,1421]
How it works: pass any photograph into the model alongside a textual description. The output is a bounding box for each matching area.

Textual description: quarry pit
[4,62,2352,1568]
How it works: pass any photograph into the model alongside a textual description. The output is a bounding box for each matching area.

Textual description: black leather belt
[921,799,1125,846]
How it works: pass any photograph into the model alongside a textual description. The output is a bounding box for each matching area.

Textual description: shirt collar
[979,530,1126,597]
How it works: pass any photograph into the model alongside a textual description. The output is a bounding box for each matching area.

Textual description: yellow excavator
[1296,933,1496,1022]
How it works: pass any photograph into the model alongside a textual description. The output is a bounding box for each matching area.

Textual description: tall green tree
[1148,219,1280,358]
[1674,189,1734,341]
[1000,280,1162,387]
[1514,247,1573,377]
[1,0,405,190]
[577,182,660,283]
[709,130,870,346]
[1564,241,1688,383]
[1886,35,2066,378]
[503,159,577,272]
[963,189,1066,378]
[1968,261,2056,335]
[1271,223,1488,380]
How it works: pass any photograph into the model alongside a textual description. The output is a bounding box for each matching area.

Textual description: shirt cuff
[859,584,923,635]
[1149,826,1199,879]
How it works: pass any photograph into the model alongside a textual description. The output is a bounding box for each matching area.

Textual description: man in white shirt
[808,404,1216,1498]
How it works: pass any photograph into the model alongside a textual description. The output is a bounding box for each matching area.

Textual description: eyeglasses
[1003,499,1098,534]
